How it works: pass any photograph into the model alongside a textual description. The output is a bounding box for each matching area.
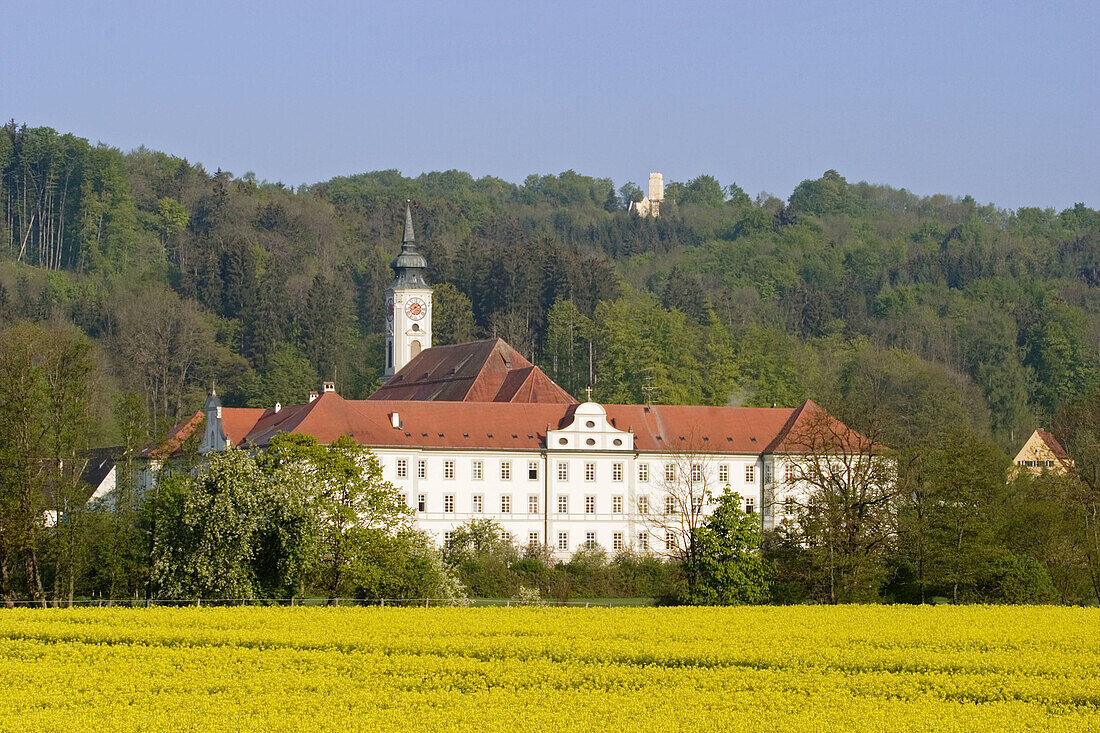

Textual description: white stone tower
[383,201,432,382]
[647,172,664,216]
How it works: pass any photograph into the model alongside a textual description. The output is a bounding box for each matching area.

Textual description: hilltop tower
[383,202,432,382]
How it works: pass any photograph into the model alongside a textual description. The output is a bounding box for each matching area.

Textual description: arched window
[410,339,422,358]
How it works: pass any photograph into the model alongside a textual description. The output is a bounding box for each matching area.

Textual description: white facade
[373,402,792,559]
[385,287,432,378]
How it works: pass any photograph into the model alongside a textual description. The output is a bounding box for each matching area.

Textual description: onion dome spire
[390,200,428,288]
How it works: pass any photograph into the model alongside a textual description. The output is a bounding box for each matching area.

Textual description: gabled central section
[548,401,634,452]
[368,338,576,404]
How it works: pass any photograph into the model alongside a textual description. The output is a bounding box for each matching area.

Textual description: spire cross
[585,386,593,401]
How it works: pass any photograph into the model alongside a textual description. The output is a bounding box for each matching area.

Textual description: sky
[4,0,1097,210]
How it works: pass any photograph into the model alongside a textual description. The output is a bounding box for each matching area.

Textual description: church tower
[383,201,432,382]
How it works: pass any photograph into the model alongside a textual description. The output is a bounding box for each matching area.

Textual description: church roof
[369,338,576,403]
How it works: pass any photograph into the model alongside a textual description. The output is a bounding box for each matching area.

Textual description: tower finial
[403,200,415,245]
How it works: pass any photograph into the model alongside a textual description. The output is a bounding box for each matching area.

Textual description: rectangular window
[613,532,623,551]
[638,496,649,514]
[784,496,795,515]
[472,495,483,513]
[528,531,539,547]
[665,496,676,515]
[584,462,596,482]
[784,463,795,482]
[528,495,539,514]
[666,531,676,551]
[501,495,512,513]
[472,460,483,480]
[585,495,596,514]
[557,462,568,481]
[399,493,407,507]
[444,494,454,513]
[557,532,569,551]
[664,464,676,483]
[444,531,453,543]
[417,494,426,512]
[500,461,512,481]
[612,495,623,513]
[692,495,703,513]
[417,460,426,479]
[691,463,703,483]
[396,459,408,479]
[528,461,539,480]
[638,532,648,550]
[585,531,597,549]
[444,460,455,480]
[745,464,755,483]
[718,464,729,483]
[557,495,568,514]
[638,463,650,482]
[502,531,513,544]
[745,497,755,514]
[612,462,623,481]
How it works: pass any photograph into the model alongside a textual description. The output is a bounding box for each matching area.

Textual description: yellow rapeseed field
[0,605,1096,731]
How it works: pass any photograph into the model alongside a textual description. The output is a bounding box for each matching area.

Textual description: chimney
[390,412,401,429]
[274,402,281,413]
[323,381,336,393]
[308,391,319,403]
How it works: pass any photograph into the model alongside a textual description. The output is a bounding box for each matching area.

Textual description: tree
[603,187,620,213]
[150,449,265,599]
[443,518,518,597]
[432,283,477,346]
[543,298,592,398]
[686,489,772,604]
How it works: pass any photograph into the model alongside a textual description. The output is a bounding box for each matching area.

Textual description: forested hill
[3,121,1099,452]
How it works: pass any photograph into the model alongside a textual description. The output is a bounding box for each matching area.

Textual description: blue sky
[4,0,1097,209]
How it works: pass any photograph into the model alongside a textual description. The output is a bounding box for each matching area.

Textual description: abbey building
[146,203,869,557]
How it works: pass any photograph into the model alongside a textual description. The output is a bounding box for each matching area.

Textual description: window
[718,464,729,483]
[691,463,703,483]
[557,495,568,514]
[784,496,796,516]
[692,495,703,513]
[584,462,596,482]
[745,497,755,514]
[745,464,755,483]
[784,463,795,482]
[417,494,427,512]
[528,531,540,547]
[637,532,648,550]
[557,462,568,481]
[585,495,596,514]
[528,461,539,480]
[399,493,407,507]
[585,531,597,549]
[444,494,454,513]
[500,461,512,481]
[638,496,649,514]
[528,495,539,514]
[557,532,569,551]
[502,531,513,545]
[472,495,483,513]
[444,531,453,543]
[396,459,408,479]
[471,460,483,480]
[664,464,676,482]
[638,463,650,483]
[501,495,512,513]
[613,532,623,551]
[664,496,676,515]
[612,495,623,513]
[444,460,455,480]
[666,531,676,551]
[417,460,426,479]
[612,462,623,482]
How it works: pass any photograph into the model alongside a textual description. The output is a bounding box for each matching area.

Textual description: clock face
[405,297,426,321]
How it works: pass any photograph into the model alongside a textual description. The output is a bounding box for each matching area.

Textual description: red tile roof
[368,339,576,403]
[1036,429,1073,468]
[763,399,878,454]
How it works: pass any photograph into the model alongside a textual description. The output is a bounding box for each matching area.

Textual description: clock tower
[383,201,432,382]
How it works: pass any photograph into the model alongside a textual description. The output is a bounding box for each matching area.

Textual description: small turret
[199,385,227,453]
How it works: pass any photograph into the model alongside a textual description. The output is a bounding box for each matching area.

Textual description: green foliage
[684,490,772,605]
